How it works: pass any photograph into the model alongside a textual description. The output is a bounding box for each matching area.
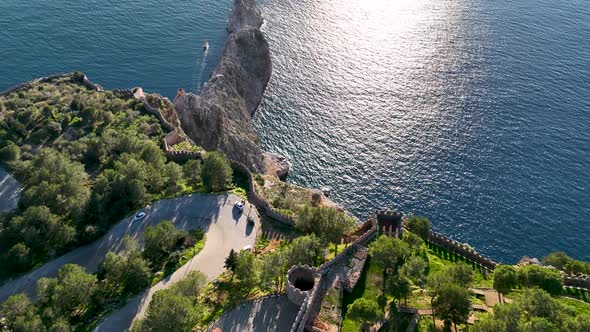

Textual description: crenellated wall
[1,73,71,96]
[162,130,201,162]
[563,275,590,289]
[425,229,498,271]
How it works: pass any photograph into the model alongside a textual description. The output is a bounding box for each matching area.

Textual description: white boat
[202,40,209,52]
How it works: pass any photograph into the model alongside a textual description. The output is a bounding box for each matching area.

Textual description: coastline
[173,0,272,172]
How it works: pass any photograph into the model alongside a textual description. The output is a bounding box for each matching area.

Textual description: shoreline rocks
[174,0,272,172]
[263,152,290,180]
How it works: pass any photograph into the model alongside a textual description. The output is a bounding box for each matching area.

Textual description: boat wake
[192,48,209,92]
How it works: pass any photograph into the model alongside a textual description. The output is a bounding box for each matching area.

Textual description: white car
[234,200,245,212]
[133,212,146,221]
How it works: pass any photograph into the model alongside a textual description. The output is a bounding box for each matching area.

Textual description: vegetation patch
[0,76,238,282]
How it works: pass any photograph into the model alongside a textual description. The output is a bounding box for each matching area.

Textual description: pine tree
[224,249,238,280]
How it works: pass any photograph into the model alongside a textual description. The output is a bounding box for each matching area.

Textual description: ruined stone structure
[162,130,201,162]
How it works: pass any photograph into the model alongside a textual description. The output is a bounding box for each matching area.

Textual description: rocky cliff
[174,0,271,172]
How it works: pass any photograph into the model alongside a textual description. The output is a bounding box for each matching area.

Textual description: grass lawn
[341,256,384,332]
[563,287,590,303]
[325,243,349,261]
[406,288,431,309]
[557,296,590,316]
[425,242,493,288]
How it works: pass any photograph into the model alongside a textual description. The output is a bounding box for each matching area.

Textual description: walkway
[207,295,300,332]
[0,193,258,309]
[0,167,20,213]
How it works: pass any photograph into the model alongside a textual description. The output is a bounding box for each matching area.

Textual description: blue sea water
[1,0,589,263]
[254,0,590,263]
[0,0,232,97]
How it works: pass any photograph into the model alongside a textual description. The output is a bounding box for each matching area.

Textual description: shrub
[201,151,232,192]
[0,143,20,161]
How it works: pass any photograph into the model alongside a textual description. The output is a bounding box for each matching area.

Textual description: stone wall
[81,74,102,91]
[286,265,317,306]
[318,219,377,273]
[563,275,590,289]
[162,130,201,162]
[140,94,176,132]
[425,229,498,271]
[1,73,70,96]
[229,160,296,226]
[285,265,324,332]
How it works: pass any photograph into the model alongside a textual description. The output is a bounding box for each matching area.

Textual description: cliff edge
[174,0,271,172]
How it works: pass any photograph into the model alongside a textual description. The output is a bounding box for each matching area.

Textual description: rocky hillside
[174,0,271,172]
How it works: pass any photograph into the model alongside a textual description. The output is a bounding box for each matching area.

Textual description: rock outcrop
[263,152,290,180]
[174,0,271,172]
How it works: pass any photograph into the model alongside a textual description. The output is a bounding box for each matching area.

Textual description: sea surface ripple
[0,0,231,97]
[254,0,590,263]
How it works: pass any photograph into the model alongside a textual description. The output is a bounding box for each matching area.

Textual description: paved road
[94,193,258,331]
[207,295,300,332]
[0,167,21,213]
[0,193,258,313]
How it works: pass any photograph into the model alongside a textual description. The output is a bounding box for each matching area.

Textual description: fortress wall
[230,159,296,226]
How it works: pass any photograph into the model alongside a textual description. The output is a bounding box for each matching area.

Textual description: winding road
[0,193,258,331]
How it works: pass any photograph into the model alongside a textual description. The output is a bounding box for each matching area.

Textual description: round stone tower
[286,265,317,306]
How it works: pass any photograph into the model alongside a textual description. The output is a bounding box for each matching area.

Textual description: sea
[1,0,589,263]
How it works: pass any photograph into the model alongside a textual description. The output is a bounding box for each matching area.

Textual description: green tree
[400,256,427,286]
[123,254,151,295]
[368,235,410,273]
[517,317,556,332]
[493,302,523,332]
[562,314,590,332]
[0,143,20,161]
[471,314,508,332]
[286,234,323,267]
[516,265,563,295]
[405,216,430,240]
[516,288,562,322]
[18,148,90,218]
[295,206,356,245]
[12,314,46,332]
[432,283,471,332]
[5,243,32,272]
[170,271,207,298]
[401,231,424,254]
[7,206,75,259]
[347,298,383,329]
[388,275,412,306]
[37,264,98,319]
[542,251,590,274]
[48,318,72,332]
[445,263,475,287]
[163,162,183,194]
[183,159,202,188]
[201,151,232,192]
[143,221,180,267]
[235,251,260,290]
[224,249,238,280]
[98,251,125,296]
[0,294,35,330]
[260,249,288,293]
[493,264,517,301]
[142,290,200,332]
